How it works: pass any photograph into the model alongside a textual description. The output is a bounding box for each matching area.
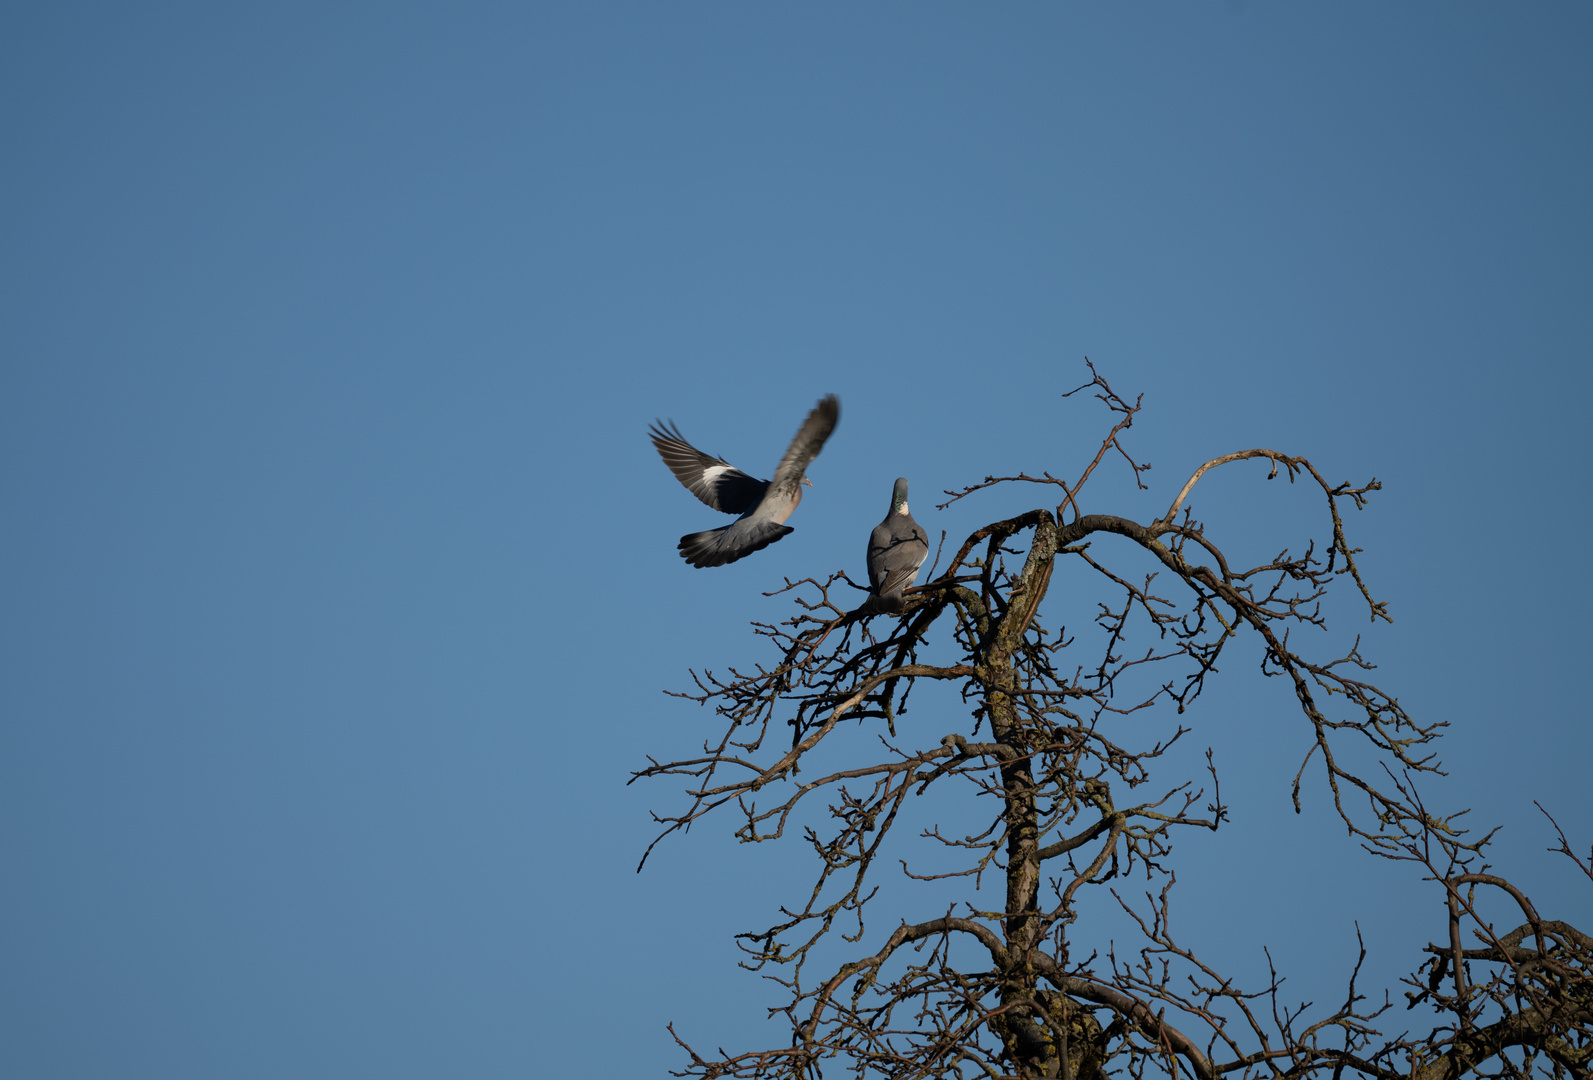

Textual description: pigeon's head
[891,477,910,515]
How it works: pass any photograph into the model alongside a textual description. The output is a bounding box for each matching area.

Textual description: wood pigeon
[856,477,929,615]
[649,395,840,568]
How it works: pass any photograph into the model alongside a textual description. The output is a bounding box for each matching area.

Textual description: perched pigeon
[649,395,840,568]
[856,477,929,615]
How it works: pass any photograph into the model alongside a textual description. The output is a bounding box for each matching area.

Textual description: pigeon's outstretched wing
[649,395,841,569]
[768,395,841,496]
[647,421,768,515]
[857,477,929,616]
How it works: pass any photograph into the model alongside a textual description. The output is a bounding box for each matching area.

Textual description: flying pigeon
[649,394,840,568]
[856,477,929,616]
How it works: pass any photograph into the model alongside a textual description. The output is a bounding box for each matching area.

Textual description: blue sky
[2,3,1589,1076]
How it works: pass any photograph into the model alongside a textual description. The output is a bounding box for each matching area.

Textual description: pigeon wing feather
[767,395,841,494]
[867,518,929,595]
[649,421,768,515]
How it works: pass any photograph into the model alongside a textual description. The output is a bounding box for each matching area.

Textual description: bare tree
[635,367,1591,1080]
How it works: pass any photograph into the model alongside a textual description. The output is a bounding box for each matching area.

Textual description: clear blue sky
[2,4,1589,1076]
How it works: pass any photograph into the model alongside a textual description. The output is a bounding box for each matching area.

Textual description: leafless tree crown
[636,367,1591,1080]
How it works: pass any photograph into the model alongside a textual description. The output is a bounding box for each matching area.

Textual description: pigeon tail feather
[678,519,795,568]
[854,592,907,617]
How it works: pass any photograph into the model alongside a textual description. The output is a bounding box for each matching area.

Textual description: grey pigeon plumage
[856,477,929,615]
[649,395,840,568]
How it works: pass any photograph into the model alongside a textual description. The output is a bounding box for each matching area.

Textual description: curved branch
[1159,449,1297,529]
[1411,1008,1593,1080]
[806,916,1011,1041]
[1035,959,1217,1080]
